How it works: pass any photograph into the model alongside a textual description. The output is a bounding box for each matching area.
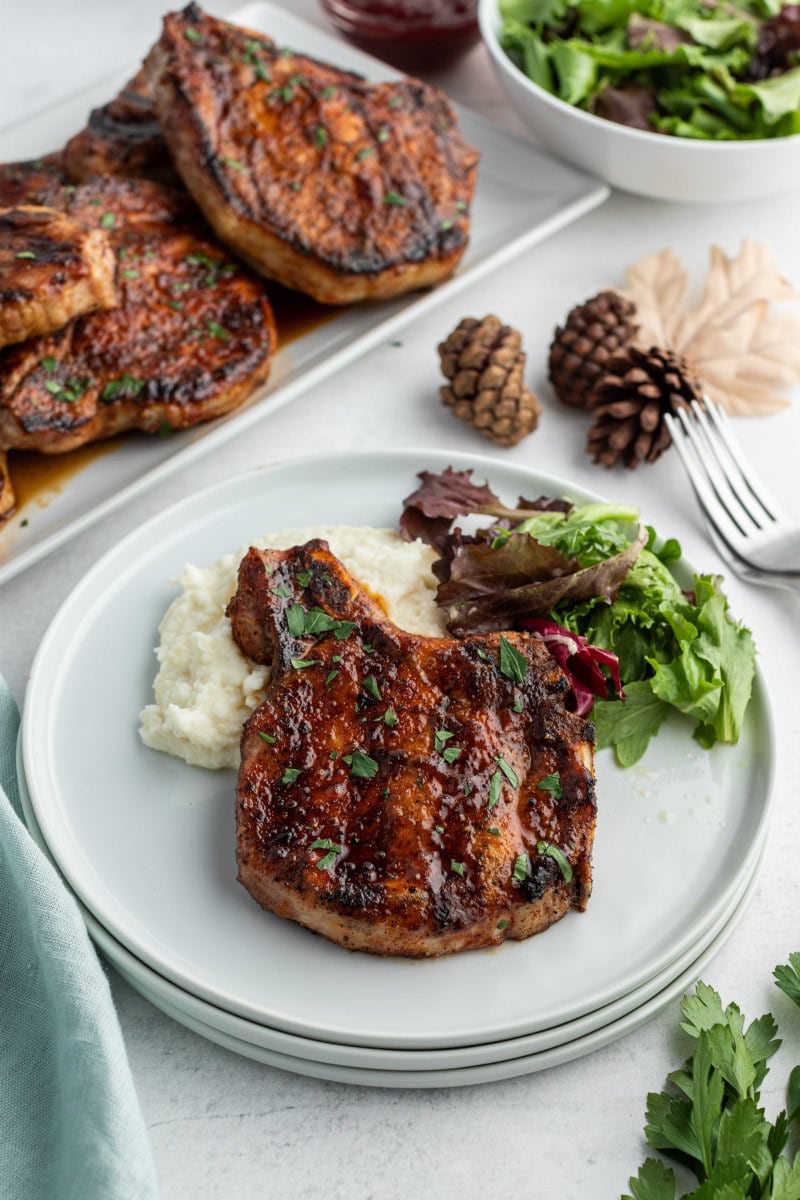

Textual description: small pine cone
[548,290,639,410]
[586,346,702,469]
[438,315,541,447]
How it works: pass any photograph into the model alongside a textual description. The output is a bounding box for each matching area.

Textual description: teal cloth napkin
[0,675,159,1200]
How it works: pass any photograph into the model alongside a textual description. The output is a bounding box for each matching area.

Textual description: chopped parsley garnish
[442,746,462,764]
[538,772,563,799]
[40,357,56,373]
[362,675,381,701]
[512,852,529,884]
[167,300,184,311]
[434,730,454,754]
[258,731,276,744]
[221,156,247,173]
[439,220,453,232]
[100,212,115,229]
[344,751,379,780]
[285,603,355,640]
[497,919,509,929]
[455,199,469,212]
[488,826,500,835]
[314,126,328,148]
[488,770,503,810]
[102,374,144,401]
[310,838,341,870]
[281,767,301,784]
[536,841,573,883]
[296,569,312,587]
[499,636,527,685]
[121,268,140,279]
[383,190,405,207]
[325,670,339,687]
[495,755,519,789]
[290,657,320,670]
[44,377,89,404]
[15,250,36,260]
[435,825,444,834]
[184,27,204,42]
[450,861,465,877]
[377,128,390,143]
[513,698,524,714]
[476,648,493,664]
[206,320,230,341]
[271,584,292,597]
[383,709,398,727]
[356,146,374,160]
[329,750,338,759]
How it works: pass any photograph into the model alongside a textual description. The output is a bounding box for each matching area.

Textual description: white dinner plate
[20,449,775,1050]
[16,744,764,1070]
[0,0,608,586]
[112,871,760,1088]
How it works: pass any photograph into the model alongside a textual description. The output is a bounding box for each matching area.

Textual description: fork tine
[672,405,761,539]
[664,411,753,550]
[702,399,789,523]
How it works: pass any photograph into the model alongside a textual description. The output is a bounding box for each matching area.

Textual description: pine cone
[548,290,639,410]
[438,315,541,447]
[586,346,702,469]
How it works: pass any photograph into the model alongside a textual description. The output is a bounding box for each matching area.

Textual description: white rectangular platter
[0,1,608,585]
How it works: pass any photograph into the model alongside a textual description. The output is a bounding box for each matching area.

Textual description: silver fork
[665,398,800,578]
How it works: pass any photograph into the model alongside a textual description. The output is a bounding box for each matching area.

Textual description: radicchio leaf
[520,618,625,717]
[438,525,648,636]
[399,468,498,549]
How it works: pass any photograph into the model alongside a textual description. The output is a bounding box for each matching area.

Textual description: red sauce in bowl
[319,0,480,70]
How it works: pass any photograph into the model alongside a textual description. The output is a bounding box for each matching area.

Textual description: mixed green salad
[400,467,756,766]
[499,0,800,139]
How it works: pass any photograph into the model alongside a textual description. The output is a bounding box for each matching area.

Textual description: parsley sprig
[625,957,800,1199]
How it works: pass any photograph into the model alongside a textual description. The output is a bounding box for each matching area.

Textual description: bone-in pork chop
[0,167,276,455]
[145,4,479,303]
[0,205,118,349]
[227,540,597,958]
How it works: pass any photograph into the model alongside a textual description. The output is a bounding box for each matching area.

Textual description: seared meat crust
[63,69,180,186]
[228,541,596,958]
[0,205,119,349]
[0,168,276,454]
[145,4,479,303]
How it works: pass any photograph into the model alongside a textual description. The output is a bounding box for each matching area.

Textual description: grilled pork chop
[63,69,179,186]
[0,205,118,349]
[227,540,596,958]
[0,168,275,455]
[145,4,479,303]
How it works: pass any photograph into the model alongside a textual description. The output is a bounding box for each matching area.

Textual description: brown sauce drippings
[1,286,339,530]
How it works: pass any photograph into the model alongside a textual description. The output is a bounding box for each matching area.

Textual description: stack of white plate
[18,451,774,1088]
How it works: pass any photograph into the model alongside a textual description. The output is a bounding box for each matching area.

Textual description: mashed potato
[138,527,446,770]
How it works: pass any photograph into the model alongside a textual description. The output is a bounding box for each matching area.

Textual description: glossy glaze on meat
[145,4,479,303]
[0,205,118,349]
[63,69,180,186]
[0,168,276,454]
[228,540,596,958]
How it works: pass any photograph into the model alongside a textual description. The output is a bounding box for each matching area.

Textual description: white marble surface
[2,2,800,1196]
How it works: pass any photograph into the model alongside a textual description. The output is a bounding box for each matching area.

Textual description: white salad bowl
[478,0,800,203]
